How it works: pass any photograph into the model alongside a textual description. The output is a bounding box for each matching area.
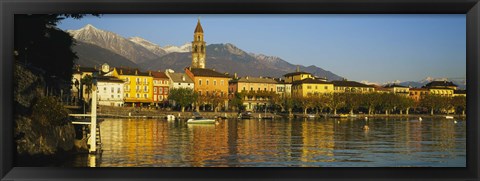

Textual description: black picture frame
[1,0,478,180]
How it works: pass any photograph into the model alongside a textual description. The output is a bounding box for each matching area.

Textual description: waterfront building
[96,76,124,107]
[151,71,170,106]
[165,69,194,90]
[283,71,315,84]
[228,76,278,111]
[191,18,206,69]
[383,84,409,96]
[291,78,334,98]
[424,80,458,90]
[453,90,467,97]
[409,88,429,102]
[275,78,292,97]
[185,67,231,108]
[372,85,390,93]
[331,80,375,93]
[110,68,154,107]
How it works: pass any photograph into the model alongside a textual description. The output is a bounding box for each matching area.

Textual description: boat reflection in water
[72,117,465,167]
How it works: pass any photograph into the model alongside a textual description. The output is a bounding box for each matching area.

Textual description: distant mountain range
[361,77,466,90]
[67,24,344,80]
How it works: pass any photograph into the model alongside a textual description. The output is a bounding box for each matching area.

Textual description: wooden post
[89,85,97,153]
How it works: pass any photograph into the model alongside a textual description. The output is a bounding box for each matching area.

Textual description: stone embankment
[97,106,280,119]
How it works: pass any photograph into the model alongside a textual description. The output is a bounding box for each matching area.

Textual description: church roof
[194,19,204,33]
[189,68,231,78]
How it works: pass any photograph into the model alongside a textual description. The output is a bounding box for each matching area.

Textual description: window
[154,80,157,84]
[221,92,224,96]
[111,95,114,98]
[165,89,168,94]
[315,86,318,89]
[188,83,190,86]
[126,93,129,98]
[214,80,217,86]
[136,94,140,98]
[307,86,311,89]
[117,88,121,93]
[264,88,267,91]
[199,80,202,85]
[136,78,140,83]
[111,87,114,93]
[271,88,273,91]
[251,87,253,91]
[178,83,181,85]
[144,94,148,98]
[243,87,246,91]
[206,80,209,85]
[325,86,328,90]
[154,87,157,93]
[206,91,209,96]
[136,85,140,91]
[159,87,163,94]
[198,36,200,41]
[144,86,148,92]
[199,91,202,95]
[221,80,224,86]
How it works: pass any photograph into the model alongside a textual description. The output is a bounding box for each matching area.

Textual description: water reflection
[78,117,467,167]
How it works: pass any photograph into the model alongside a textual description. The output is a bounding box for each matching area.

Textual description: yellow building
[453,90,466,97]
[291,78,334,97]
[228,76,278,111]
[383,84,409,97]
[331,80,375,93]
[110,68,154,107]
[425,80,458,90]
[284,71,315,83]
[428,88,454,97]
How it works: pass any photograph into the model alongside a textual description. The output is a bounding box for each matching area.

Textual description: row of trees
[271,92,466,116]
[168,88,228,112]
[169,89,466,116]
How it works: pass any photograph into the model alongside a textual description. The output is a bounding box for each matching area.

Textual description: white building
[165,69,194,90]
[96,76,125,107]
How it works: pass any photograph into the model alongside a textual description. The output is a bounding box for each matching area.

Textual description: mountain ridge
[68,24,343,80]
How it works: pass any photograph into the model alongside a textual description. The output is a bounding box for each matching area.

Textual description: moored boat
[445,116,454,119]
[187,118,216,124]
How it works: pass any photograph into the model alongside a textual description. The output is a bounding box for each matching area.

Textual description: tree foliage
[168,88,197,112]
[14,14,100,93]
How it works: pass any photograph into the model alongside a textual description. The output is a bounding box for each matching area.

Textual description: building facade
[96,76,124,107]
[151,71,170,106]
[331,80,375,93]
[409,88,429,102]
[383,84,409,96]
[111,68,154,107]
[165,70,194,90]
[291,78,334,97]
[229,76,278,111]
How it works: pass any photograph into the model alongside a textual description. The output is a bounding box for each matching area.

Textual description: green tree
[345,93,362,115]
[420,94,443,115]
[451,96,466,115]
[397,96,415,115]
[80,74,93,102]
[229,92,244,112]
[169,88,197,112]
[326,93,346,115]
[362,93,380,115]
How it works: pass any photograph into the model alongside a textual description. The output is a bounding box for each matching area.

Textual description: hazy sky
[58,14,466,83]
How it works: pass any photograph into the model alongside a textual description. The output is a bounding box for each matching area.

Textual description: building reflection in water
[90,117,465,167]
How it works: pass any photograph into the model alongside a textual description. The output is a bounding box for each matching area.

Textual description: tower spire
[192,18,206,68]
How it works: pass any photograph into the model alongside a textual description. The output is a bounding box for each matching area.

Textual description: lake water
[69,117,466,167]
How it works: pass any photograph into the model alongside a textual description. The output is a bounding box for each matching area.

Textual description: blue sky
[58,14,466,83]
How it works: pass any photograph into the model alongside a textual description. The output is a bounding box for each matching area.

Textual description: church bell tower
[192,18,206,69]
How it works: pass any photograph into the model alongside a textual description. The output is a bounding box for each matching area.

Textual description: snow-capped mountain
[163,43,192,53]
[128,36,167,57]
[67,24,343,80]
[361,77,466,90]
[67,24,160,64]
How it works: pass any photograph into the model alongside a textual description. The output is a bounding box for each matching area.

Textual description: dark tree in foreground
[14,14,100,93]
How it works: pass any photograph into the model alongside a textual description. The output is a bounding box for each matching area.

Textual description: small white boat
[166,115,175,121]
[187,112,216,124]
[187,118,216,124]
[445,116,454,119]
